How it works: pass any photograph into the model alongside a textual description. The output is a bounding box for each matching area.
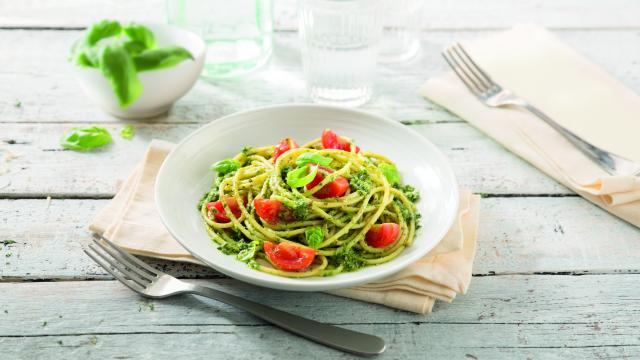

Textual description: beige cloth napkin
[421,24,640,227]
[90,140,480,314]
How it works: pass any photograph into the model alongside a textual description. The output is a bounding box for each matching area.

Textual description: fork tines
[442,43,497,97]
[84,233,159,293]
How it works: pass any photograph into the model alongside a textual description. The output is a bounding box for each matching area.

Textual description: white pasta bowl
[155,104,459,291]
[71,23,205,119]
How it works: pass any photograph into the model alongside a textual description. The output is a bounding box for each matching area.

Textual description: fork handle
[521,103,640,176]
[187,285,386,356]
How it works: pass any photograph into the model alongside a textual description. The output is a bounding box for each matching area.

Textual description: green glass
[167,0,273,79]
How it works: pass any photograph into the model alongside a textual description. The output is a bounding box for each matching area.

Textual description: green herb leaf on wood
[60,126,112,151]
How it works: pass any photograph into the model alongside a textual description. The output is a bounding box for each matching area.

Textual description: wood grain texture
[0,276,638,360]
[2,0,640,30]
[1,29,639,124]
[2,196,639,281]
[0,122,569,197]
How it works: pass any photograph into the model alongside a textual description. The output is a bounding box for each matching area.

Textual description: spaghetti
[198,129,421,278]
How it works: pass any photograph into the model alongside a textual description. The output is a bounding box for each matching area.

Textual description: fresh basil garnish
[295,152,332,167]
[305,226,324,249]
[210,159,240,176]
[286,165,318,188]
[378,163,401,185]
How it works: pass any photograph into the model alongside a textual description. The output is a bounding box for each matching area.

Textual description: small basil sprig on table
[60,126,112,151]
[295,152,332,167]
[210,159,240,176]
[305,226,324,249]
[120,125,135,140]
[378,163,401,185]
[286,165,318,188]
[69,20,194,108]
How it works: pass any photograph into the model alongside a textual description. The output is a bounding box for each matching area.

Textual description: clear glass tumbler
[299,0,384,107]
[379,0,425,63]
[167,0,273,79]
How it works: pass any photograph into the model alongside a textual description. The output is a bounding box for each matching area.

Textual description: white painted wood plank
[2,196,639,280]
[1,29,639,124]
[0,122,570,197]
[1,276,637,329]
[1,0,639,30]
[0,276,638,359]
[2,328,636,360]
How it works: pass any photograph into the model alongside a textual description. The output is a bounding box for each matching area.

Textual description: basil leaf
[60,126,112,151]
[133,46,194,72]
[70,39,106,68]
[120,124,135,140]
[210,159,240,176]
[295,152,333,167]
[70,41,92,67]
[286,165,318,188]
[72,50,95,67]
[305,226,324,249]
[237,241,260,262]
[99,42,143,107]
[85,20,122,46]
[378,163,401,185]
[123,23,156,49]
[122,40,148,56]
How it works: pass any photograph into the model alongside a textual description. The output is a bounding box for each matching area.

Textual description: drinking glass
[379,0,425,63]
[299,0,384,107]
[166,0,273,79]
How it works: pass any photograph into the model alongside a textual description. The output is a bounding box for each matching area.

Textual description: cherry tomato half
[305,166,349,199]
[263,241,316,271]
[253,198,284,224]
[321,129,360,153]
[206,197,242,223]
[365,223,401,248]
[273,138,299,163]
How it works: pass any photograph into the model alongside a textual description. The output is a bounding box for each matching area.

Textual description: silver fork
[442,43,640,176]
[84,233,386,356]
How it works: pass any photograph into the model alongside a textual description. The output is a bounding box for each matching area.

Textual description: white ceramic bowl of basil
[71,22,205,119]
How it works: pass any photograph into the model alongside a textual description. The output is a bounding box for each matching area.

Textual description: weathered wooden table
[2,1,640,359]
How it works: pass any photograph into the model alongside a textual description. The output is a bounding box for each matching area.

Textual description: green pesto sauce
[349,170,372,195]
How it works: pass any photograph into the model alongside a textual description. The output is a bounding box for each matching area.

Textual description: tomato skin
[305,166,349,199]
[263,241,316,271]
[365,223,401,248]
[273,138,299,163]
[253,198,284,224]
[321,129,360,153]
[206,197,242,223]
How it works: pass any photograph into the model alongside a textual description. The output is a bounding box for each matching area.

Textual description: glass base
[202,40,273,79]
[379,38,420,63]
[309,86,372,107]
